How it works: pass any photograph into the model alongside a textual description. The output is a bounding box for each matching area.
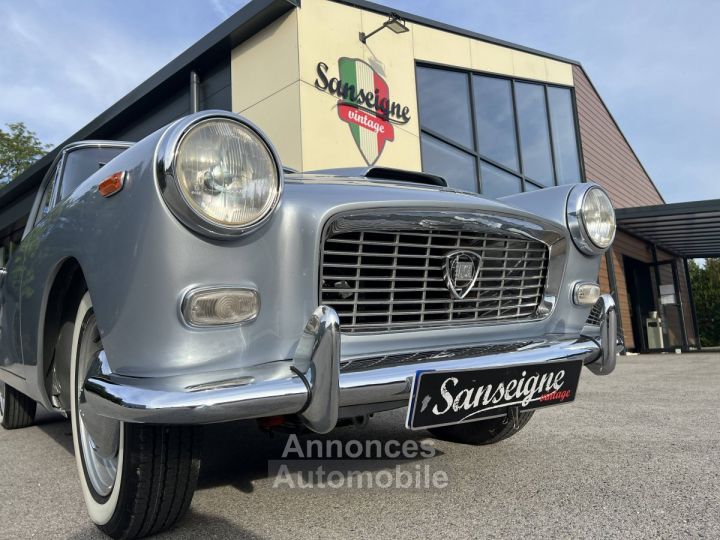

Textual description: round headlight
[157,112,282,239]
[567,185,616,255]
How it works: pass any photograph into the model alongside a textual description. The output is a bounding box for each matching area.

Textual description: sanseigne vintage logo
[315,59,411,165]
[407,360,583,430]
[427,368,570,423]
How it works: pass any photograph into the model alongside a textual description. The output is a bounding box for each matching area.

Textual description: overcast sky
[1,0,718,203]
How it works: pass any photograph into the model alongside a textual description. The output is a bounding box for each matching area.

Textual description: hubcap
[77,318,121,497]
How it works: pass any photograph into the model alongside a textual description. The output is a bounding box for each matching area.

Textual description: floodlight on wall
[359,12,409,43]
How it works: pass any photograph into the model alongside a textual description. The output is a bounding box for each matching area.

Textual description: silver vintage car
[0,110,617,538]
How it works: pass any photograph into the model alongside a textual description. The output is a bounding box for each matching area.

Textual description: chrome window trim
[154,110,284,240]
[566,184,616,256]
[319,208,567,335]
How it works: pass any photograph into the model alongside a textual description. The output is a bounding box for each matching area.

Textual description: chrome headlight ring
[567,184,616,255]
[155,110,284,240]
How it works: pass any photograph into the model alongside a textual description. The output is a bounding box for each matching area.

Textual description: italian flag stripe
[339,59,361,145]
[354,61,379,163]
[337,58,392,165]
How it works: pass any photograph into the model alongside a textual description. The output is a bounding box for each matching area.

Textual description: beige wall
[231,0,574,171]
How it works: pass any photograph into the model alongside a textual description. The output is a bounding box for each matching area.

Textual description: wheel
[0,381,37,429]
[428,411,534,445]
[70,292,202,539]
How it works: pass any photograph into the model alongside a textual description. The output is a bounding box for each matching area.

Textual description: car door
[0,161,60,378]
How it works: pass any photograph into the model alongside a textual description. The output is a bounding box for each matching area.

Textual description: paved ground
[1,353,719,539]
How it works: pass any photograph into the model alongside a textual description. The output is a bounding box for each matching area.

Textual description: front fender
[21,123,604,384]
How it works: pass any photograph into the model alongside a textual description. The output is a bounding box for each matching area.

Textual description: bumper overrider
[81,294,618,434]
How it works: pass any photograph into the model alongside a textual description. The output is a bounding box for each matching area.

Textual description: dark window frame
[416,60,586,195]
[34,161,62,227]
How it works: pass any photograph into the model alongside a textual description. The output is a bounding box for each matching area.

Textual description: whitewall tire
[70,292,202,539]
[70,292,124,525]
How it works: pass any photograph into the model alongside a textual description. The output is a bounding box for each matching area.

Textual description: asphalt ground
[1,353,719,539]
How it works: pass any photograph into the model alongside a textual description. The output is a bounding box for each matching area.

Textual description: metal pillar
[190,71,200,113]
[650,245,669,346]
[683,257,702,351]
[671,258,689,351]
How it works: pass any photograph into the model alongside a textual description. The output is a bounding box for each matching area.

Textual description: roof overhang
[616,199,720,259]
[0,0,300,215]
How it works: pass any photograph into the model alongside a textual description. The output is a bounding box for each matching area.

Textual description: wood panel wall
[573,65,696,350]
[573,66,664,209]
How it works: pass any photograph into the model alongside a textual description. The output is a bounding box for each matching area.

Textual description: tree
[688,259,720,347]
[0,122,52,186]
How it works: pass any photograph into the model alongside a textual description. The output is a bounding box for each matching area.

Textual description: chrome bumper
[82,295,618,433]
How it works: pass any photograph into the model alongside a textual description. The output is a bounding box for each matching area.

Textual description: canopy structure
[616,199,720,259]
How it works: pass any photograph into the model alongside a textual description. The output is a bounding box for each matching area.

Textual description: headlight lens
[567,185,616,255]
[581,188,615,249]
[173,118,280,230]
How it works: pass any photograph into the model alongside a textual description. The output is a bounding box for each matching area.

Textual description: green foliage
[688,259,720,347]
[0,122,52,186]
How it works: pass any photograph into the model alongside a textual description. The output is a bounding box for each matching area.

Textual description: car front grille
[320,224,550,333]
[585,298,604,326]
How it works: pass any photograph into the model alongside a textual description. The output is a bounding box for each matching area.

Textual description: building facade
[0,0,705,352]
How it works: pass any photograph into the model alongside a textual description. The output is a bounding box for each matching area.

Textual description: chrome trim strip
[83,366,309,425]
[81,304,619,427]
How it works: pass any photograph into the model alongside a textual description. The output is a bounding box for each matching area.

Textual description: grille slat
[324,252,548,262]
[321,282,544,293]
[321,275,545,284]
[321,226,550,333]
[327,293,542,306]
[328,231,548,244]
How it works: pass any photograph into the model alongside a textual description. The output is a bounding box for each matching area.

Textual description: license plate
[406,360,583,430]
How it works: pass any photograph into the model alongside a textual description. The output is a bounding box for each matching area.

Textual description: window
[515,82,554,186]
[547,86,582,184]
[417,65,583,197]
[420,134,477,192]
[416,67,473,149]
[59,146,127,200]
[472,75,519,171]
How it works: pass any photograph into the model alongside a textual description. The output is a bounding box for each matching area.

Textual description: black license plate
[406,360,583,430]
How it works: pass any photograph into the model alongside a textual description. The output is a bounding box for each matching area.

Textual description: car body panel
[0,112,609,418]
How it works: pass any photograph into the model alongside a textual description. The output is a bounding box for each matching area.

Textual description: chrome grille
[320,227,550,333]
[585,299,604,326]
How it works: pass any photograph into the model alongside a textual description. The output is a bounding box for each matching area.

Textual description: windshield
[60,146,128,200]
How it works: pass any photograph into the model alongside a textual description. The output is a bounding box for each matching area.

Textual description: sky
[1,0,718,203]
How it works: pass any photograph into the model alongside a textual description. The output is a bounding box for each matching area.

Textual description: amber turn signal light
[98,171,126,197]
